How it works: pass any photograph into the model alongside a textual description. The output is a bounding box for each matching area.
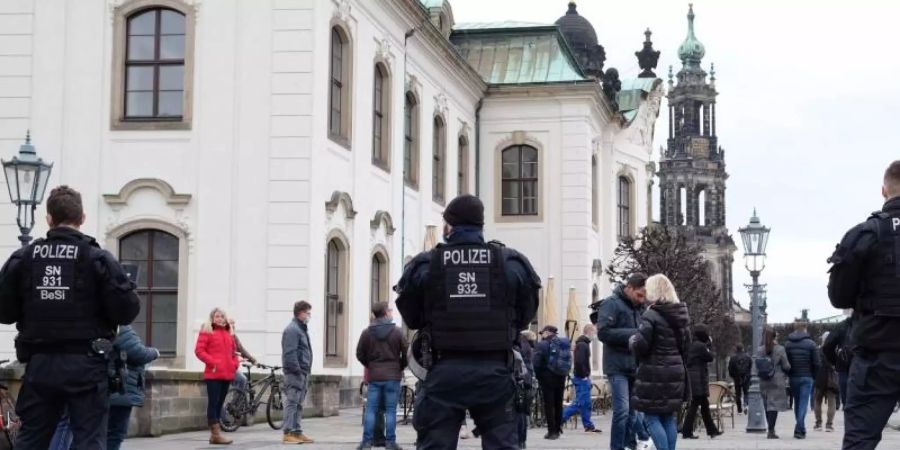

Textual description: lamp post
[739,208,771,433]
[2,131,53,246]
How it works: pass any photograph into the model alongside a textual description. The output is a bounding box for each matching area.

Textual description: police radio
[107,263,139,395]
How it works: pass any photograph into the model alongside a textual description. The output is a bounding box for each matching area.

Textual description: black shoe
[767,431,779,439]
[683,434,699,439]
[709,430,723,438]
[548,433,560,440]
[584,427,602,433]
[543,432,552,439]
[794,432,806,439]
[519,442,526,449]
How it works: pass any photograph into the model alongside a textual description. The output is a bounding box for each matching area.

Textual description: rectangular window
[501,145,539,215]
[433,117,445,203]
[618,176,631,238]
[404,93,418,187]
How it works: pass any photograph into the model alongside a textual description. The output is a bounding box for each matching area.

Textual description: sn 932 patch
[445,268,490,312]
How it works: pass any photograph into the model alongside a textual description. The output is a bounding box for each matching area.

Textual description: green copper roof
[677,4,705,66]
[419,0,446,8]
[618,78,661,123]
[450,27,587,84]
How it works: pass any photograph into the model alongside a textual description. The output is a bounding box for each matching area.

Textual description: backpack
[755,355,776,380]
[735,354,752,377]
[547,337,572,376]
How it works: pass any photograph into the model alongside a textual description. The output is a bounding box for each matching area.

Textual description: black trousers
[682,396,717,437]
[843,351,900,450]
[537,375,565,435]
[734,379,749,413]
[413,360,517,450]
[766,411,778,433]
[15,353,109,450]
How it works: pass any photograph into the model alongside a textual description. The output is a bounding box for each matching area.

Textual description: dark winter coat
[596,285,643,376]
[728,351,752,385]
[533,335,566,381]
[517,335,536,387]
[814,348,839,392]
[629,302,691,415]
[109,326,160,407]
[822,317,853,373]
[784,331,820,378]
[356,318,408,382]
[760,344,791,412]
[573,335,592,378]
[686,333,714,399]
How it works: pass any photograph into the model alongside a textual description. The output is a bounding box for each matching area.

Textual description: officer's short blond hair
[885,160,900,197]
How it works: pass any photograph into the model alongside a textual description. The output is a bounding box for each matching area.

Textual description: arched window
[329,26,352,145]
[501,145,538,215]
[432,116,446,204]
[403,92,419,188]
[592,155,599,226]
[372,64,390,169]
[124,8,186,119]
[325,238,348,364]
[458,135,469,196]
[370,252,389,306]
[617,176,632,239]
[119,229,179,356]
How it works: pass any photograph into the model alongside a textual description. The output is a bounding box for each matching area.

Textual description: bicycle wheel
[220,387,247,432]
[266,384,284,430]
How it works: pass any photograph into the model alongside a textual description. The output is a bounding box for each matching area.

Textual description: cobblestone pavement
[127,408,900,449]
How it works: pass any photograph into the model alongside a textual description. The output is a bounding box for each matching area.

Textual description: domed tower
[658,4,736,313]
[555,2,605,78]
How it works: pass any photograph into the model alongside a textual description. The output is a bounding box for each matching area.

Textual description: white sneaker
[637,440,655,450]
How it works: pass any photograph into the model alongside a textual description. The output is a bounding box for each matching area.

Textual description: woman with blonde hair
[195,307,239,445]
[629,274,691,450]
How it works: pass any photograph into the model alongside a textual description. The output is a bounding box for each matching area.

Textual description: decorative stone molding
[592,259,603,274]
[332,0,352,23]
[104,178,192,207]
[370,210,396,236]
[405,74,421,95]
[458,120,471,140]
[376,37,394,66]
[433,92,449,117]
[325,191,357,219]
[496,130,542,150]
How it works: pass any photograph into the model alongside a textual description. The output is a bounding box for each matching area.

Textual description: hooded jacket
[356,317,408,382]
[630,302,691,414]
[784,331,820,378]
[686,327,714,398]
[195,324,238,381]
[596,285,643,376]
[573,335,592,378]
[109,325,159,407]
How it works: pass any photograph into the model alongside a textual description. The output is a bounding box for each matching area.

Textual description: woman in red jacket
[195,307,238,445]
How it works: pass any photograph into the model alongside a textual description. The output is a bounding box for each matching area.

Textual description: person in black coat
[682,324,721,439]
[629,274,690,450]
[108,326,160,450]
[784,321,820,439]
[822,315,853,407]
[533,325,568,440]
[727,345,752,414]
[516,331,537,449]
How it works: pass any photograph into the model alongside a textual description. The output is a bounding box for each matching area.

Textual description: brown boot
[209,422,233,445]
[295,434,315,444]
[283,433,303,444]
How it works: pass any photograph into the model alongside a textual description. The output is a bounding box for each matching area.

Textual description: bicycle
[0,360,20,449]
[220,363,284,432]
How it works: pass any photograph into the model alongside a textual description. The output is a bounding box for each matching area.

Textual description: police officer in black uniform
[395,194,540,450]
[0,185,140,449]
[828,160,900,450]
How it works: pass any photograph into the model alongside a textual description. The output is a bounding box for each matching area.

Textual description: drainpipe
[475,99,483,196]
[401,28,416,265]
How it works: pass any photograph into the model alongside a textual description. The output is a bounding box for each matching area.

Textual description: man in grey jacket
[282,300,314,444]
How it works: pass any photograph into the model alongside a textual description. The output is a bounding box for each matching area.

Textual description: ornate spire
[20,129,35,155]
[668,65,674,86]
[677,3,706,67]
[635,28,661,78]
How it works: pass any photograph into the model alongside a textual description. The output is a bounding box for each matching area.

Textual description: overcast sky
[451,0,900,322]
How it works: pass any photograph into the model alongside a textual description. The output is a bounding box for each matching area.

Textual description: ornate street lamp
[738,208,771,433]
[2,131,53,246]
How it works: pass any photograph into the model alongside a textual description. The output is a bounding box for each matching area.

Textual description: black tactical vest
[859,211,900,316]
[18,235,106,343]
[425,242,514,352]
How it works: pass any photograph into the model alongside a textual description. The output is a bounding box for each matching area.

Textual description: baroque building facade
[656,5,739,316]
[0,0,662,397]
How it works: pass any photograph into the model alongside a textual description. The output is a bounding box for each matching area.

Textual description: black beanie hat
[442,194,484,227]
